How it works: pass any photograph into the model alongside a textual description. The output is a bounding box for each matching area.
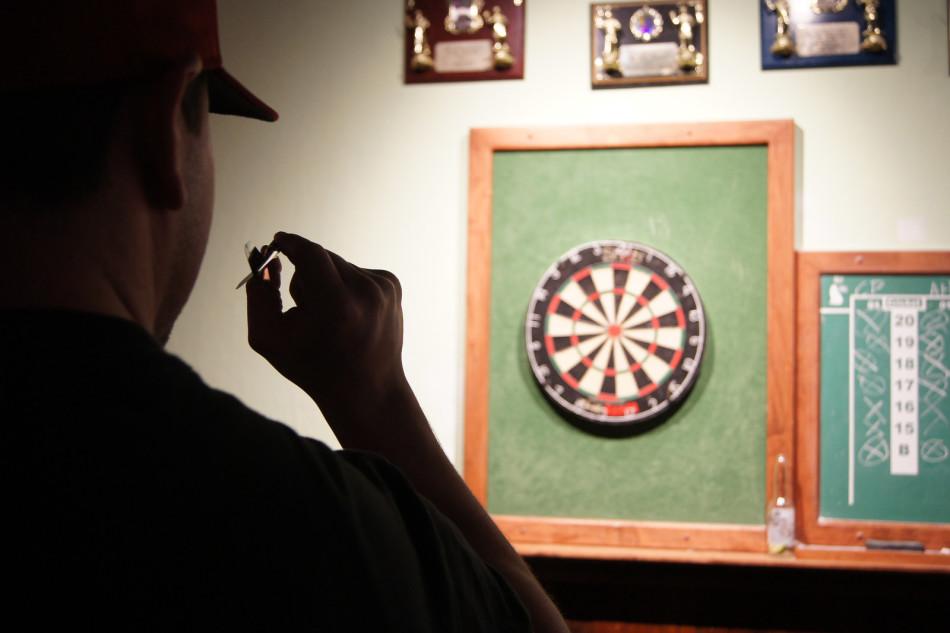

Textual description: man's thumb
[246,270,284,355]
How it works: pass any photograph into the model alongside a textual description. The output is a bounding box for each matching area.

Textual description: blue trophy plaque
[760,0,897,70]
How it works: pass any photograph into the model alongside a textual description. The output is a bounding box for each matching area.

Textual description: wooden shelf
[516,541,950,573]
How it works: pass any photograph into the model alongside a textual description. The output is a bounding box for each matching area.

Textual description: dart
[235,241,280,289]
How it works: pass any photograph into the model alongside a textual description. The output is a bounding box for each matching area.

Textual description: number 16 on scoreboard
[887,296,925,476]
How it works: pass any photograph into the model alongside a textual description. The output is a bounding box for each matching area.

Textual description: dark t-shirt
[0,310,529,632]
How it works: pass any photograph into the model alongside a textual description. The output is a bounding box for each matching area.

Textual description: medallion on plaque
[760,0,896,69]
[404,0,525,83]
[591,2,707,88]
[630,5,664,42]
[445,0,485,34]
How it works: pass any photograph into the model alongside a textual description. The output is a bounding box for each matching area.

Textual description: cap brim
[207,68,278,122]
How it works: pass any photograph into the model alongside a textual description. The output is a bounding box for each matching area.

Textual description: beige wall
[169,0,950,462]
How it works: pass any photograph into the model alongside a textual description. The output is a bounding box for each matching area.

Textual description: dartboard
[525,240,706,429]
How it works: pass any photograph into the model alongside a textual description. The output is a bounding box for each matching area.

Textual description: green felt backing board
[819,275,950,524]
[487,146,768,525]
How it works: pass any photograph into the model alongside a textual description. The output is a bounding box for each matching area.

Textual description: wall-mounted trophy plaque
[404,0,525,83]
[760,0,896,70]
[590,2,708,88]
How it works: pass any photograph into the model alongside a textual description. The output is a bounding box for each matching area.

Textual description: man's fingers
[288,270,307,308]
[366,268,402,303]
[272,232,344,302]
[271,232,321,271]
[268,233,401,320]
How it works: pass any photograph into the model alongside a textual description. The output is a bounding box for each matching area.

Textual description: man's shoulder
[0,310,530,631]
[158,368,531,632]
[0,308,362,524]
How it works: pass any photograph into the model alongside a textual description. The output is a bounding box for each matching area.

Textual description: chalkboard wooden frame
[464,121,795,558]
[796,252,950,570]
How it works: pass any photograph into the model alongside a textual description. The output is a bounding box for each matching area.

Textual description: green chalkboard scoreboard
[798,253,950,565]
[820,275,950,523]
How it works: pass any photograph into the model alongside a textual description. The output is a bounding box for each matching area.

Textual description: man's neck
[0,208,159,338]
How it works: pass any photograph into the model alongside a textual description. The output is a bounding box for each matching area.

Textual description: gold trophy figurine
[857,0,887,52]
[765,0,795,57]
[406,8,434,72]
[484,6,514,70]
[594,7,623,76]
[669,2,704,71]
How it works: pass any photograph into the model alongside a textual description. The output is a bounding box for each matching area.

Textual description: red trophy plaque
[404,0,525,84]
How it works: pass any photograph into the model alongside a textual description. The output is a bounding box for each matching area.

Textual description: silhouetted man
[0,2,567,630]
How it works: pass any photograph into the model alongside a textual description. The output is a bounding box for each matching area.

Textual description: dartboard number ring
[525,240,706,429]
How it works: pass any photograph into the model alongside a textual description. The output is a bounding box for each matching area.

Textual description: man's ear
[130,58,204,212]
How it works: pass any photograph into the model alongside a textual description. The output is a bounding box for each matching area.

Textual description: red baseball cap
[0,0,278,122]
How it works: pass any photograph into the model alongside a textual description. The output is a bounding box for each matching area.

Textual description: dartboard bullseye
[525,240,706,430]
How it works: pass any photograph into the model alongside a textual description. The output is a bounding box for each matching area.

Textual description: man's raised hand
[245,232,406,413]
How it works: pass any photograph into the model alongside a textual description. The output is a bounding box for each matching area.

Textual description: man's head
[0,72,209,212]
[0,1,276,343]
[0,1,278,122]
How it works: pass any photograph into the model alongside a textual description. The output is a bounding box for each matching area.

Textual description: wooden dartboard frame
[463,121,796,561]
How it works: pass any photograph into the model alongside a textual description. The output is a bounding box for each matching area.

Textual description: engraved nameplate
[619,42,678,76]
[434,40,493,72]
[795,21,860,57]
